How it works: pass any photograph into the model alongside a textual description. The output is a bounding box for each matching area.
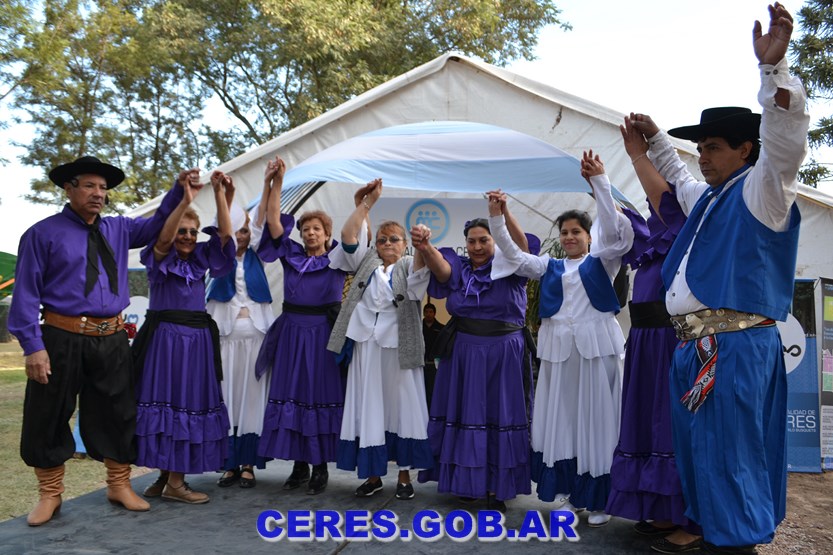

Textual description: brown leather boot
[28,465,65,526]
[104,459,150,511]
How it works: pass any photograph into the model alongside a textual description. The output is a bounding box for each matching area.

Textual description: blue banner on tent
[785,279,822,473]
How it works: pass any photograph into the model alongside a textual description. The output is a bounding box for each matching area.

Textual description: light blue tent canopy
[254,121,635,212]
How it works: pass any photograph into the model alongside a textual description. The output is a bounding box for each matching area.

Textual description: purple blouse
[140,229,235,311]
[428,248,528,327]
[257,214,345,306]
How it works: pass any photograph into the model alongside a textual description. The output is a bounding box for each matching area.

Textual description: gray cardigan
[327,248,424,369]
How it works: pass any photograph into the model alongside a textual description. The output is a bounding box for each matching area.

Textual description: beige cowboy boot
[28,465,65,526]
[104,459,150,511]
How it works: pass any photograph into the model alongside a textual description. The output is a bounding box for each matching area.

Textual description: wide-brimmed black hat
[48,156,125,189]
[667,107,761,143]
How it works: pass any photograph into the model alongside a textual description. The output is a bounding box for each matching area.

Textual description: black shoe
[355,478,383,497]
[143,472,170,497]
[635,521,680,536]
[283,462,310,490]
[486,493,506,512]
[651,537,702,553]
[239,468,256,489]
[395,482,415,500]
[217,468,240,488]
[307,468,329,495]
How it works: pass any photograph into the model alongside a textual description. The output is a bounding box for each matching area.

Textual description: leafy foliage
[792,0,833,186]
[1,0,568,209]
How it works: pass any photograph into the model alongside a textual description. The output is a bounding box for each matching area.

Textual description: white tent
[127,52,833,294]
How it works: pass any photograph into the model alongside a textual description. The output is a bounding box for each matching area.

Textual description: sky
[1,0,828,255]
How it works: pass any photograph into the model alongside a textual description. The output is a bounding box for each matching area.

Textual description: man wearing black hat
[8,157,187,525]
[627,3,809,554]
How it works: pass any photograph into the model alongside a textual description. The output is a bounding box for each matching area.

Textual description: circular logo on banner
[406,199,450,244]
[776,313,806,374]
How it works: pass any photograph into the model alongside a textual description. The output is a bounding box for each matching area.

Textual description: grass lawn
[0,369,108,522]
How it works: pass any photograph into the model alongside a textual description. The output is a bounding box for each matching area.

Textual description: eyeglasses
[177,228,199,237]
[376,236,402,245]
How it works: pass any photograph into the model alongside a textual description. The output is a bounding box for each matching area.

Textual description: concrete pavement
[0,459,658,554]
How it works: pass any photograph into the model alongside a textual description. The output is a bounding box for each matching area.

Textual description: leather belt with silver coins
[669,308,772,341]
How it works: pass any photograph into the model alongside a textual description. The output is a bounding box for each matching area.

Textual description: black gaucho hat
[667,107,761,143]
[48,156,125,189]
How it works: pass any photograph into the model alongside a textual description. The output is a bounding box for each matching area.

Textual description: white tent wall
[126,53,833,309]
[795,188,833,279]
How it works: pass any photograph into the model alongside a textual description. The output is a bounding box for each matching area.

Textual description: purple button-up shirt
[9,182,184,355]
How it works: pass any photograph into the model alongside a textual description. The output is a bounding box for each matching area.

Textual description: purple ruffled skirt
[605,325,692,526]
[418,330,531,501]
[256,312,345,465]
[135,322,230,473]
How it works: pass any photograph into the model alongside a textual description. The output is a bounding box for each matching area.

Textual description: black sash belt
[629,301,673,329]
[455,317,523,336]
[432,317,524,360]
[282,301,341,327]
[132,309,223,382]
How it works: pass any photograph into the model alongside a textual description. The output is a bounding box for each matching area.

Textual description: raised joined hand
[361,178,383,208]
[620,115,649,161]
[628,112,660,140]
[179,168,201,203]
[410,224,432,251]
[485,189,507,217]
[264,156,286,187]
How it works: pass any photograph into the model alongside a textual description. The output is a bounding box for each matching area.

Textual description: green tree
[0,1,32,105]
[147,0,568,151]
[5,0,568,209]
[11,1,207,208]
[0,0,35,168]
[792,0,833,186]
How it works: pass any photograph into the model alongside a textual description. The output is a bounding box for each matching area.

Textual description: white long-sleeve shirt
[491,174,634,361]
[649,57,810,316]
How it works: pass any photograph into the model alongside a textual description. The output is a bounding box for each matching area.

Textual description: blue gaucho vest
[660,170,800,321]
[539,256,620,318]
[206,248,272,303]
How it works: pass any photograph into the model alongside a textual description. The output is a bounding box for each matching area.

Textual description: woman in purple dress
[605,115,701,552]
[254,156,347,495]
[413,198,535,512]
[133,169,235,504]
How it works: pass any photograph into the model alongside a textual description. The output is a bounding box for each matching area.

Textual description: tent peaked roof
[216,52,701,174]
[127,52,831,219]
[124,52,832,281]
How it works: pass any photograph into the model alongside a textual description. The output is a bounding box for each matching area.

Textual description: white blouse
[328,220,430,348]
[491,174,633,362]
[206,215,275,335]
